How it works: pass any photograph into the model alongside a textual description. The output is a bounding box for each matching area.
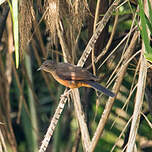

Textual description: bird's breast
[51,72,91,89]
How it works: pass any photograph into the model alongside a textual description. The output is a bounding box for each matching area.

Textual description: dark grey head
[37,60,56,72]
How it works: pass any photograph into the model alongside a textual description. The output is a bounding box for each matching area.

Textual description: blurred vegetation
[0,0,152,152]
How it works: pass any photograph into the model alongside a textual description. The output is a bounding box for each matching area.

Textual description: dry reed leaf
[19,0,32,57]
[44,0,59,35]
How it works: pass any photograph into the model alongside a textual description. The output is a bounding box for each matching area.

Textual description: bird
[38,60,115,97]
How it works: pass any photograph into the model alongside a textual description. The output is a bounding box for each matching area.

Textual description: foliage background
[0,0,152,152]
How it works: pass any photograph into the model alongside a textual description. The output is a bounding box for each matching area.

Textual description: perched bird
[38,60,115,97]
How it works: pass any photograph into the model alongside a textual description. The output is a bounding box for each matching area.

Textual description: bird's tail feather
[85,81,115,97]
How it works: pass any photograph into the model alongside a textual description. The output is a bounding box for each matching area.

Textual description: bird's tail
[85,81,115,97]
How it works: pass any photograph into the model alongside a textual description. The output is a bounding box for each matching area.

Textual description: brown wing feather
[56,62,98,81]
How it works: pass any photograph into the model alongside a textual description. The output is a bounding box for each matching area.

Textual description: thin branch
[38,89,69,152]
[0,3,9,42]
[0,129,7,152]
[72,128,81,152]
[11,56,30,117]
[126,52,147,152]
[29,0,47,58]
[5,12,17,152]
[91,0,101,76]
[88,30,140,152]
[72,89,90,151]
[56,20,72,63]
[99,12,137,83]
[78,0,120,67]
[141,112,152,129]
[94,8,118,66]
[110,116,133,152]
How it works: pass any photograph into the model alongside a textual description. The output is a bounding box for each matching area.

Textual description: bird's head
[38,60,56,72]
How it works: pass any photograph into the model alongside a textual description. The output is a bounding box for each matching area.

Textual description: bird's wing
[56,63,98,81]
